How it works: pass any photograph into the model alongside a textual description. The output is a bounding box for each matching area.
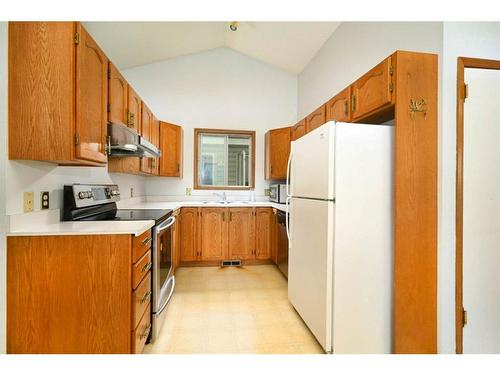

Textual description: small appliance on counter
[269,183,287,204]
[63,184,175,343]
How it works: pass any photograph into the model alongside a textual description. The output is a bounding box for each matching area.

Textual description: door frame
[455,56,500,354]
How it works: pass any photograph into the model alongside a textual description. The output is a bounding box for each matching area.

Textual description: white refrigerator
[286,121,394,353]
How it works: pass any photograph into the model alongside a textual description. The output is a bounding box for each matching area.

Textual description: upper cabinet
[265,126,291,180]
[108,63,128,127]
[8,22,108,165]
[141,102,153,142]
[291,119,307,141]
[306,104,326,133]
[127,86,142,134]
[326,87,351,123]
[159,122,183,177]
[351,56,394,121]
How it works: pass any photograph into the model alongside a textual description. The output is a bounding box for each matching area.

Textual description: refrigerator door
[289,122,335,200]
[288,196,334,353]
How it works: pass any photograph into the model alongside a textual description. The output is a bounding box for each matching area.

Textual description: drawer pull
[142,237,152,248]
[140,323,151,340]
[141,262,152,273]
[140,290,152,304]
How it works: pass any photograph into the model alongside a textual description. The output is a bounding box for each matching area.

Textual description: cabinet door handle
[351,94,357,113]
[141,261,152,273]
[140,323,151,340]
[140,290,152,304]
[142,237,152,248]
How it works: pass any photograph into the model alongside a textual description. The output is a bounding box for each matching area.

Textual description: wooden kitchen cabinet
[9,22,108,165]
[180,207,200,262]
[159,122,183,177]
[255,208,273,260]
[265,126,291,180]
[141,102,153,142]
[7,230,153,354]
[228,208,255,260]
[271,208,279,264]
[291,119,307,141]
[326,86,351,122]
[108,62,129,127]
[150,117,160,175]
[200,208,228,261]
[306,104,326,133]
[351,56,394,121]
[127,86,142,134]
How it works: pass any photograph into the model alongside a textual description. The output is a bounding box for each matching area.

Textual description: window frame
[193,128,256,190]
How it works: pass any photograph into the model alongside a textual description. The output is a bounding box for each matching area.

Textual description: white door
[290,122,335,200]
[288,197,334,352]
[463,67,500,353]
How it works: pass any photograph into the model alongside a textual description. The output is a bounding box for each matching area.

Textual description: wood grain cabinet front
[132,303,151,354]
[228,208,255,260]
[291,119,307,141]
[326,87,351,122]
[132,272,152,329]
[351,56,394,121]
[159,122,183,177]
[180,207,200,262]
[200,208,228,261]
[306,104,326,133]
[255,208,273,260]
[127,86,142,134]
[132,250,152,289]
[265,127,291,180]
[9,22,108,165]
[108,62,129,127]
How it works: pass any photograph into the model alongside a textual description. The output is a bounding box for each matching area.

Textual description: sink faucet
[213,192,227,203]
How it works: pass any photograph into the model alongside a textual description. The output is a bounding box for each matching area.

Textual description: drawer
[132,250,152,290]
[132,303,151,354]
[133,229,152,263]
[132,272,151,329]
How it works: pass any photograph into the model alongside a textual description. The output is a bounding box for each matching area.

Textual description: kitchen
[1,4,500,367]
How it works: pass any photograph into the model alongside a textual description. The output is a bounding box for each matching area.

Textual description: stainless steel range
[63,184,175,343]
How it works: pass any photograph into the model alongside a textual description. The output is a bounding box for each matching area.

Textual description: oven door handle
[155,216,176,234]
[157,276,175,315]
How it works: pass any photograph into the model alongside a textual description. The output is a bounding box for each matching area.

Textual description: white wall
[0,21,7,354]
[121,47,297,198]
[438,22,500,354]
[298,22,443,119]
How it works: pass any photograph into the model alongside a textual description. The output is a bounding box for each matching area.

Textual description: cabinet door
[351,57,393,121]
[265,127,291,180]
[141,102,153,142]
[306,104,326,133]
[326,87,351,122]
[140,157,152,175]
[75,23,108,164]
[151,117,160,175]
[180,208,199,262]
[255,208,273,260]
[159,122,183,177]
[291,119,307,141]
[200,208,228,261]
[228,208,255,260]
[108,63,128,126]
[271,208,278,264]
[127,87,142,134]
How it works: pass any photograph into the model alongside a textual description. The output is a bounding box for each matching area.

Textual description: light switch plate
[186,187,192,196]
[24,192,34,213]
[40,191,49,210]
[130,187,134,198]
[264,189,271,196]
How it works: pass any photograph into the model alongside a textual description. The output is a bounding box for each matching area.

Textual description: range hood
[107,123,161,158]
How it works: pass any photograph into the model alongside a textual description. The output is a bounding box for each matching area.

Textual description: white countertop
[6,200,287,237]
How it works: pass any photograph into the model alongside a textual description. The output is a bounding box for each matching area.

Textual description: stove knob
[87,191,94,199]
[78,192,86,199]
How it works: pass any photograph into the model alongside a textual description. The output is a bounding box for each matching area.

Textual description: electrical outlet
[130,187,134,198]
[264,188,271,196]
[186,187,192,196]
[24,192,34,213]
[40,191,49,210]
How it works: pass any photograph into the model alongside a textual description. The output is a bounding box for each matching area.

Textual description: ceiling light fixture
[229,22,238,32]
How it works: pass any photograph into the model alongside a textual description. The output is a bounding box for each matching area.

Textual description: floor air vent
[221,260,242,267]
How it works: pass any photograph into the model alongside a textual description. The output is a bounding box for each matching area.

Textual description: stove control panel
[69,184,120,208]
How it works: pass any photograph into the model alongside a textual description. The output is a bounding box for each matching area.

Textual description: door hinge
[73,32,80,45]
[107,67,111,79]
[462,308,468,327]
[463,83,469,100]
[74,133,79,145]
[389,82,394,93]
[389,66,394,76]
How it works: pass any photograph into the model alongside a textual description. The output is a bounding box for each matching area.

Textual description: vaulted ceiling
[83,22,340,74]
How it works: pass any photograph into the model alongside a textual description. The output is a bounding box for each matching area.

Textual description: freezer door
[288,197,334,352]
[290,122,335,200]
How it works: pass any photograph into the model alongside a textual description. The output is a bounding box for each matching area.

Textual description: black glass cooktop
[114,209,172,223]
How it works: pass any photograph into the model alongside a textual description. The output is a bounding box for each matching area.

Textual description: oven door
[152,216,176,315]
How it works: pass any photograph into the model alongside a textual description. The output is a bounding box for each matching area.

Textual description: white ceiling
[83,22,340,74]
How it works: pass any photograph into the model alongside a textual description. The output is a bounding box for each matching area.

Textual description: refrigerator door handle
[285,196,291,241]
[286,148,293,197]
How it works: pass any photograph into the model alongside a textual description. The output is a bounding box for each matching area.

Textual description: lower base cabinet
[179,207,275,265]
[7,230,153,354]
